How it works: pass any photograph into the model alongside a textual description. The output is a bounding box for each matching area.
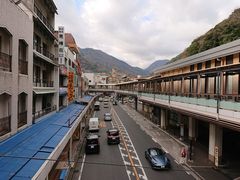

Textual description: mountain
[145,60,169,73]
[80,48,148,76]
[171,8,240,62]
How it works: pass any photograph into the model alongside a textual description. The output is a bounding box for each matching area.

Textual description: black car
[145,147,171,170]
[107,128,120,145]
[85,134,100,154]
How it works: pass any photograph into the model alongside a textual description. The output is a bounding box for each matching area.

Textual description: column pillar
[69,137,73,163]
[161,109,166,129]
[134,97,138,110]
[209,124,223,165]
[188,117,196,141]
[179,114,184,141]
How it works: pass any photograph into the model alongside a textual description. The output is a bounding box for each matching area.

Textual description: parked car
[85,134,100,154]
[104,113,112,121]
[106,128,120,144]
[145,147,171,170]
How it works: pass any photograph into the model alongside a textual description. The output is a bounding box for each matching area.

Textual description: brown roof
[65,33,79,53]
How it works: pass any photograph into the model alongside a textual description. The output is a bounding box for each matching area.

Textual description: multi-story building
[32,0,59,120]
[57,27,81,108]
[0,0,33,139]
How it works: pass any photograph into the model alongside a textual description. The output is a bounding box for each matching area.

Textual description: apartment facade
[32,0,59,120]
[57,27,81,108]
[0,0,33,139]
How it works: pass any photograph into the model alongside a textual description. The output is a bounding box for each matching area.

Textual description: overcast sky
[55,0,240,68]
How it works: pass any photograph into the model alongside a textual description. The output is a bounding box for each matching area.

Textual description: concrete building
[57,27,81,108]
[89,39,240,168]
[32,0,59,121]
[0,0,33,140]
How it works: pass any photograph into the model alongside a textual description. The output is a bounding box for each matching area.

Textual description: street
[77,102,194,180]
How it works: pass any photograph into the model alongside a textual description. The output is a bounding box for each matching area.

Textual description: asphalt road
[79,102,195,180]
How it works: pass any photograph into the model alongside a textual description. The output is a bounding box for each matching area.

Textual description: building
[0,0,33,139]
[57,27,81,108]
[32,0,59,121]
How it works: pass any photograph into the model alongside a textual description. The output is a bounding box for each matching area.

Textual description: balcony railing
[19,59,28,75]
[18,111,27,128]
[32,105,56,121]
[34,5,54,33]
[34,44,55,61]
[0,115,11,136]
[33,78,54,87]
[0,52,12,72]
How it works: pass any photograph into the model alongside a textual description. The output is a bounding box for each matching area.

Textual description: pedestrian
[180,147,186,164]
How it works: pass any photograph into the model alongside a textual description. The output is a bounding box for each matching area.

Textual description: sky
[55,0,240,69]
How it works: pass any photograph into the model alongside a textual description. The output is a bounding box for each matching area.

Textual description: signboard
[68,72,74,102]
[215,146,218,167]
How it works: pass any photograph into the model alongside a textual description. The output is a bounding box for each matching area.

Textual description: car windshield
[108,130,119,136]
[87,139,98,144]
[150,149,164,156]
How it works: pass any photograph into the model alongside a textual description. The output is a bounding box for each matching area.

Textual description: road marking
[161,146,169,154]
[152,138,157,143]
[112,108,148,180]
[174,159,179,164]
[186,171,191,175]
[78,154,86,180]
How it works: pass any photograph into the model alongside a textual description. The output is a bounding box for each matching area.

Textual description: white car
[104,113,112,121]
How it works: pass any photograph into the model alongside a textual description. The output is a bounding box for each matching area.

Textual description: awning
[33,89,56,94]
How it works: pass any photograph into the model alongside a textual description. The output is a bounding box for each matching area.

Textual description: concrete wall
[0,0,33,136]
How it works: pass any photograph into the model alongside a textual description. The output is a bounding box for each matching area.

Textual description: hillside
[171,8,240,62]
[79,48,148,76]
[145,60,169,73]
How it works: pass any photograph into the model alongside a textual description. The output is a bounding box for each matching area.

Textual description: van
[89,117,99,132]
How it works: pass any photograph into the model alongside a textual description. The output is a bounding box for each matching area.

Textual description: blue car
[145,147,171,170]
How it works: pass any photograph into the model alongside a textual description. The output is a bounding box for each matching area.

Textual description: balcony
[0,115,11,136]
[18,111,27,128]
[19,59,28,75]
[33,78,54,87]
[34,5,54,34]
[34,44,55,61]
[0,52,12,72]
[32,105,56,121]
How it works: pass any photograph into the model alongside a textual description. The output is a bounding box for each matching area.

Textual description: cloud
[55,0,240,68]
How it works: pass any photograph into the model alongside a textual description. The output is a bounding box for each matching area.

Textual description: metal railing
[34,5,54,33]
[0,115,11,136]
[18,111,27,128]
[19,59,28,75]
[34,44,55,61]
[0,52,12,72]
[33,78,54,87]
[32,105,56,121]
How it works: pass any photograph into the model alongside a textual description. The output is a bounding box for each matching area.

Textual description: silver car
[104,113,112,121]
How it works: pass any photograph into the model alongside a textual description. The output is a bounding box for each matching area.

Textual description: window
[215,58,221,67]
[226,55,233,65]
[59,34,63,38]
[59,41,63,46]
[205,60,211,69]
[197,63,202,70]
[190,65,194,71]
[59,48,63,52]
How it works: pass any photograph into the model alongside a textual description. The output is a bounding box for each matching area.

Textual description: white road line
[112,108,148,180]
[78,154,86,180]
[174,159,179,164]
[152,138,157,143]
[186,171,191,175]
[162,147,169,154]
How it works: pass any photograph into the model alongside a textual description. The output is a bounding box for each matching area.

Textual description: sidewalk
[120,103,230,180]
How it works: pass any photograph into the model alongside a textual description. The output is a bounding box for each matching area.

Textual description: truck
[88,117,99,132]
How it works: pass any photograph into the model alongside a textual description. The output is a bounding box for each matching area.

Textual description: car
[103,102,109,108]
[112,101,117,105]
[107,128,120,144]
[104,113,112,121]
[99,97,103,102]
[85,134,100,154]
[145,147,171,170]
